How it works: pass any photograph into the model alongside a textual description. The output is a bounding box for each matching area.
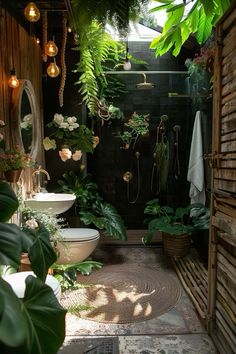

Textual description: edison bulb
[47,62,60,78]
[8,70,19,88]
[45,40,58,57]
[24,2,40,22]
[123,59,132,71]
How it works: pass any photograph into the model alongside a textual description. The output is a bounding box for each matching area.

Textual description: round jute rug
[61,264,182,324]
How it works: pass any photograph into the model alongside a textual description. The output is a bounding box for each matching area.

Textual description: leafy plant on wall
[150,0,231,57]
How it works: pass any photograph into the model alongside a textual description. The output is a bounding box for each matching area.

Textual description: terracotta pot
[20,252,32,272]
[4,169,23,183]
[163,232,190,257]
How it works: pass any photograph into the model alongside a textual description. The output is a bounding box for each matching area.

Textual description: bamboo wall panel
[0,8,44,164]
[209,2,236,352]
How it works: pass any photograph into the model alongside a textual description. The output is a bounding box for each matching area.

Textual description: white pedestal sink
[25,193,76,215]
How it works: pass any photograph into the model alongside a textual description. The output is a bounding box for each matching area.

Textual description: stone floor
[58,245,216,354]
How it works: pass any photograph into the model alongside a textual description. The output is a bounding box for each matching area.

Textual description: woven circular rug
[60,264,182,324]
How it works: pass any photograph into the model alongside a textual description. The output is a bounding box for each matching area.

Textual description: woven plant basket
[163,232,190,257]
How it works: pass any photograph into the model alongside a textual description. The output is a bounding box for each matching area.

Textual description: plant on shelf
[185,38,214,99]
[143,198,209,257]
[56,171,127,241]
[0,146,33,172]
[0,181,66,354]
[119,112,150,149]
[43,113,99,162]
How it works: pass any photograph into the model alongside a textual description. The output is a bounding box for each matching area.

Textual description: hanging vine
[59,15,68,107]
[73,21,125,116]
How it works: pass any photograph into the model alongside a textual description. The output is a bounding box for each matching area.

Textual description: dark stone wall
[43,39,212,229]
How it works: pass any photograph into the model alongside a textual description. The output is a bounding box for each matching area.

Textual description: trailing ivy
[150,0,231,57]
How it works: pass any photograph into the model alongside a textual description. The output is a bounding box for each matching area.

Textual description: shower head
[136,73,155,90]
[173,125,181,132]
[160,115,168,122]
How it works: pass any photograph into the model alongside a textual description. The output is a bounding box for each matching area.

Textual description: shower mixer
[123,171,133,182]
[123,152,141,204]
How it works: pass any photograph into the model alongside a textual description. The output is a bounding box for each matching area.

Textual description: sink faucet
[31,166,51,194]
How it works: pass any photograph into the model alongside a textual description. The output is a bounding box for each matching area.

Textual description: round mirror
[11,80,40,161]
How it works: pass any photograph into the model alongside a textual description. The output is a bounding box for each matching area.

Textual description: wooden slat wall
[208,2,236,353]
[0,8,44,164]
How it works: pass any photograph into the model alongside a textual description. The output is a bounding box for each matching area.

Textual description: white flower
[53,113,64,125]
[23,114,33,123]
[72,122,79,129]
[59,148,72,162]
[68,125,75,131]
[59,122,69,129]
[72,150,82,161]
[67,116,77,124]
[20,121,28,129]
[26,219,38,229]
[0,120,5,127]
[43,137,57,151]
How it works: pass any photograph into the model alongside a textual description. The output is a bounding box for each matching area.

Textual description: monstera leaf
[0,276,66,354]
[0,182,19,222]
[25,224,58,282]
[80,201,127,240]
[0,223,32,268]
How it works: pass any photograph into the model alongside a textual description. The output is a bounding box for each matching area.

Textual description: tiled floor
[59,245,216,354]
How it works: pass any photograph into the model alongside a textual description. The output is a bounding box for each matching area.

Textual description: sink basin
[25,193,76,215]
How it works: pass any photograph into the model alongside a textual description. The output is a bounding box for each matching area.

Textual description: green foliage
[150,0,231,57]
[53,260,103,291]
[71,0,149,34]
[0,182,19,222]
[143,199,209,244]
[119,112,150,149]
[22,224,57,282]
[74,21,125,116]
[0,183,66,354]
[56,171,127,240]
[153,142,169,191]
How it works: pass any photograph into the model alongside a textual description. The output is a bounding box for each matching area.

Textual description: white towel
[187,111,206,205]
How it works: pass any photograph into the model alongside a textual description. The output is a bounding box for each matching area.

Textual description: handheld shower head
[136,73,155,90]
[160,115,168,122]
[173,125,181,132]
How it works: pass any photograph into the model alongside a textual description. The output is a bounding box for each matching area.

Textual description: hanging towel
[187,111,206,205]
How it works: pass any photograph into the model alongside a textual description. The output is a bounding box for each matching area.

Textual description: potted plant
[143,199,209,257]
[0,181,66,353]
[0,145,34,182]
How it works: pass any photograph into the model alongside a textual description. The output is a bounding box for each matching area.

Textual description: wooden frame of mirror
[11,79,41,162]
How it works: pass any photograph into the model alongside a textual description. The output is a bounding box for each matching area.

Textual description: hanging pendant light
[8,69,19,88]
[24,2,40,22]
[45,38,58,57]
[47,59,60,78]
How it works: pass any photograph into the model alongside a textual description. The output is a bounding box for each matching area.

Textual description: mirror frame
[11,79,40,162]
